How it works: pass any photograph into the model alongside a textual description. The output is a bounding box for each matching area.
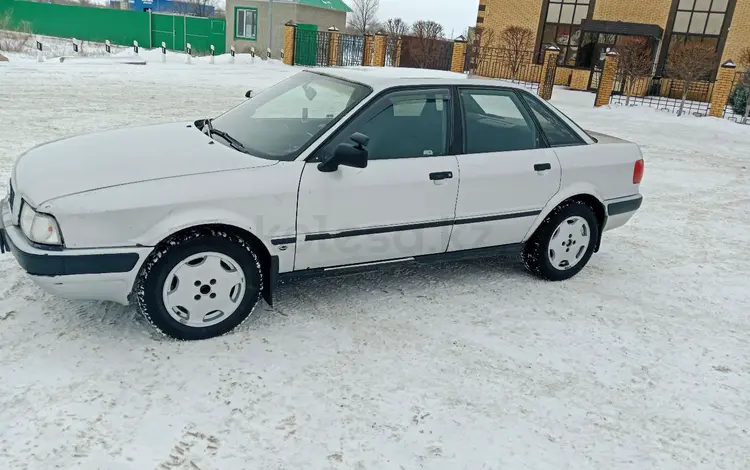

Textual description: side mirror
[245,90,253,98]
[318,133,369,172]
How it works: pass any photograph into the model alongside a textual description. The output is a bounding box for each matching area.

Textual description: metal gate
[294,28,331,66]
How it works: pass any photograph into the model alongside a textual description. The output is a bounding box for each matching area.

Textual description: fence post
[210,45,215,64]
[230,46,236,64]
[538,45,560,100]
[395,38,402,67]
[594,51,619,107]
[36,40,43,62]
[373,31,387,67]
[105,40,111,55]
[709,60,737,118]
[283,21,296,66]
[133,40,139,55]
[451,35,467,73]
[186,43,192,64]
[328,26,340,66]
[161,41,167,63]
[363,34,375,66]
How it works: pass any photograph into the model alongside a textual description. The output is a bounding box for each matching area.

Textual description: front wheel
[135,229,263,340]
[523,200,599,281]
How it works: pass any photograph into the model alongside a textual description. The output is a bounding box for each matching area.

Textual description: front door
[448,87,562,252]
[294,87,459,270]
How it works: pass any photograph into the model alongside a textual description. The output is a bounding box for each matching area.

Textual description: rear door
[448,87,561,252]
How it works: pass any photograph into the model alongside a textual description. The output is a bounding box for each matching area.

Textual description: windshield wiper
[202,118,251,154]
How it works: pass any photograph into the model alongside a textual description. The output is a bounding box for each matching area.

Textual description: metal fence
[609,75,712,116]
[723,71,750,123]
[337,33,365,66]
[385,36,399,67]
[467,47,541,92]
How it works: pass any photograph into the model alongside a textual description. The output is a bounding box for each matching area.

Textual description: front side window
[541,0,592,66]
[236,7,258,40]
[319,88,451,160]
[519,93,584,146]
[211,72,370,161]
[460,88,541,153]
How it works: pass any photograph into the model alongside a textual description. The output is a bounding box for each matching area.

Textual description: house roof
[296,0,352,13]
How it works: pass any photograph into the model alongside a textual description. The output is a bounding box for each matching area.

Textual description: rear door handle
[429,171,453,181]
[534,163,552,172]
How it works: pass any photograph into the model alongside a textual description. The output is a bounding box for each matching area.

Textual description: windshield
[211,71,371,161]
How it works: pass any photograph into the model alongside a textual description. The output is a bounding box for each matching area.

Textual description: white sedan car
[0,68,644,340]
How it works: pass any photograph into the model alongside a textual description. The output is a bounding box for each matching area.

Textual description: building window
[668,0,728,49]
[540,0,592,66]
[477,16,484,23]
[235,7,258,40]
[478,4,486,11]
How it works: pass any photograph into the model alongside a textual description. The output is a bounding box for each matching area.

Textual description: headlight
[20,202,63,246]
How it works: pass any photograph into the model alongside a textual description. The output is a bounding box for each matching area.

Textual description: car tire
[135,228,263,340]
[523,200,600,282]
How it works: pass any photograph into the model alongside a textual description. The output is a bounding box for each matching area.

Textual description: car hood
[13,122,277,205]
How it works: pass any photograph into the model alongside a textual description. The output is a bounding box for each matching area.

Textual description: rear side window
[520,93,584,147]
[460,88,542,154]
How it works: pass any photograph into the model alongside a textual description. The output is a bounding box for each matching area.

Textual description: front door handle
[534,163,552,172]
[429,171,453,181]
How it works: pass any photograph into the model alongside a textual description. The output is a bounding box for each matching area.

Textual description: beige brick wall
[555,67,573,85]
[478,0,544,40]
[722,0,750,64]
[570,68,591,90]
[593,0,673,30]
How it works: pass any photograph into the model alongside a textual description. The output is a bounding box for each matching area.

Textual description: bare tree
[383,17,409,65]
[471,26,497,74]
[666,42,716,116]
[738,47,750,124]
[500,26,534,80]
[615,36,654,106]
[409,20,445,68]
[348,0,380,36]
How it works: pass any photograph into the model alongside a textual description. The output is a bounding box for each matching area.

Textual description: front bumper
[1,197,153,305]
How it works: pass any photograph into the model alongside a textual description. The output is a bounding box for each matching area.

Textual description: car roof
[306,67,530,93]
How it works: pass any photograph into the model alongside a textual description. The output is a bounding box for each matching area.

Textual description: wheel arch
[525,185,607,252]
[138,223,278,306]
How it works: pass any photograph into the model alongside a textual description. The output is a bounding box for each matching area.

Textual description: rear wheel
[523,200,599,281]
[135,229,263,340]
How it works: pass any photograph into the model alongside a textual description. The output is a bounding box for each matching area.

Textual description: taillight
[633,159,644,184]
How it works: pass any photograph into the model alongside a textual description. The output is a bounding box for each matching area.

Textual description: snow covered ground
[1,52,749,470]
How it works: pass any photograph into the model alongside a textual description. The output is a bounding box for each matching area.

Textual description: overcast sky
[372,0,480,38]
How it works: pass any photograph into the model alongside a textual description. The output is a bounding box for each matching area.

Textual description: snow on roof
[306,66,529,91]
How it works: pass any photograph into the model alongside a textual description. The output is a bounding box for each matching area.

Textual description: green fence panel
[210,18,226,55]
[0,0,226,55]
[173,15,186,52]
[0,0,150,47]
[151,13,178,51]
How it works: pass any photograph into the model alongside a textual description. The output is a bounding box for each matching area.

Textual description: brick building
[475,0,750,88]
